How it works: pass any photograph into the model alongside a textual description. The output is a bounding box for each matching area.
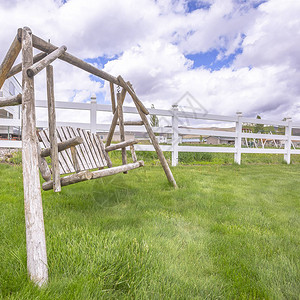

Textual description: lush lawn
[0,161,299,299]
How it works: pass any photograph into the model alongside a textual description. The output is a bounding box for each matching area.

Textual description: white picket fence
[1,98,300,166]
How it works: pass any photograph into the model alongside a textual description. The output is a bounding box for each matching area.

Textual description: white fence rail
[1,98,300,165]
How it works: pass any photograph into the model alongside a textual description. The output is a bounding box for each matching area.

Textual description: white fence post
[234,111,242,164]
[172,104,179,166]
[90,94,97,134]
[284,117,292,164]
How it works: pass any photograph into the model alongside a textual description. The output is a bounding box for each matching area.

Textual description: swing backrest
[38,126,108,175]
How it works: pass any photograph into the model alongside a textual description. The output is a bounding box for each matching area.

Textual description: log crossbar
[0,93,22,107]
[40,136,83,157]
[42,161,144,191]
[105,139,138,152]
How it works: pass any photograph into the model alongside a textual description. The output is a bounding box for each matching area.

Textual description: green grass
[0,159,299,299]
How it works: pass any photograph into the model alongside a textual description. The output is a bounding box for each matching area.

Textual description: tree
[254,115,264,133]
[150,104,159,127]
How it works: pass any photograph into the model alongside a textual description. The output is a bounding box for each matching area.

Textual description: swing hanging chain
[117,85,121,93]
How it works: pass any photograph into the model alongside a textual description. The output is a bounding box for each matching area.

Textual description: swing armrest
[40,136,83,157]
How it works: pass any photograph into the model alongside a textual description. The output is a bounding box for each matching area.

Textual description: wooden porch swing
[0,27,177,286]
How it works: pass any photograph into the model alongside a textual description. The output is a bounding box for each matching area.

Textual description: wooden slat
[67,127,89,170]
[87,130,105,167]
[62,128,85,171]
[91,133,106,166]
[56,127,75,173]
[97,135,113,168]
[81,129,100,169]
[39,130,65,174]
[94,134,111,167]
[76,128,94,170]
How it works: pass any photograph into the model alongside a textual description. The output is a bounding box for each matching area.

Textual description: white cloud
[0,0,299,124]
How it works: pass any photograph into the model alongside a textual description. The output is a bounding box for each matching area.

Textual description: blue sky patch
[186,0,211,12]
[186,47,243,70]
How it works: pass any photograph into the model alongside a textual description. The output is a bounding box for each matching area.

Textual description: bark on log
[117,92,127,172]
[27,46,67,78]
[42,170,92,191]
[106,87,126,147]
[128,82,177,188]
[109,82,116,113]
[37,143,51,182]
[41,136,83,157]
[46,65,61,192]
[117,121,144,126]
[117,75,149,115]
[21,27,48,286]
[0,30,21,89]
[92,161,144,179]
[105,139,138,152]
[70,146,80,173]
[0,93,22,107]
[30,33,119,84]
[6,52,47,79]
[130,145,137,163]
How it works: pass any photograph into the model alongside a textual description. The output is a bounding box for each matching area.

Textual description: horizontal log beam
[6,52,47,79]
[42,170,92,191]
[91,161,144,179]
[117,121,144,126]
[41,136,83,157]
[0,93,22,107]
[27,46,67,77]
[105,139,138,152]
[28,32,120,85]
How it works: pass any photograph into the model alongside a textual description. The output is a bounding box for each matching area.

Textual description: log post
[21,27,48,286]
[117,91,127,172]
[0,29,22,89]
[109,82,116,113]
[46,65,61,192]
[128,82,177,188]
[106,87,126,147]
[130,145,137,163]
[37,142,52,182]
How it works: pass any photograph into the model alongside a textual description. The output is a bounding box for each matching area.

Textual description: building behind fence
[0,95,299,166]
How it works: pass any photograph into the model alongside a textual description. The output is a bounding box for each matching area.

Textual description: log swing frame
[0,27,177,286]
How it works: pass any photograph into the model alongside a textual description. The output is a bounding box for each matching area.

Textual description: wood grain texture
[117,75,149,115]
[109,82,116,113]
[46,65,61,192]
[40,136,83,157]
[105,139,138,152]
[130,145,137,163]
[117,92,127,172]
[128,82,177,188]
[6,52,47,79]
[0,93,22,107]
[42,170,93,191]
[21,27,48,286]
[106,87,126,147]
[27,46,66,77]
[0,31,21,89]
[92,161,144,179]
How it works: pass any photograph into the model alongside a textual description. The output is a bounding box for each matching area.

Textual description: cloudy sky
[1,0,300,123]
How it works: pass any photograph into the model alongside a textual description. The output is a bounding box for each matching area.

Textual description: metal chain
[117,85,121,93]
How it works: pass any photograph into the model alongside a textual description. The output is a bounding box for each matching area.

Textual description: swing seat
[38,126,144,191]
